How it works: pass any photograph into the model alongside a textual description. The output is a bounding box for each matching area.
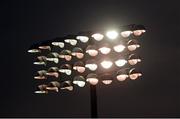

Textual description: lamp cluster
[28,24,146,94]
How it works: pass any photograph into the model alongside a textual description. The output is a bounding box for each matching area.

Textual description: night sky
[1,0,180,117]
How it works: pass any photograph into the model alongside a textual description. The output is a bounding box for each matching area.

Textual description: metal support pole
[90,84,98,118]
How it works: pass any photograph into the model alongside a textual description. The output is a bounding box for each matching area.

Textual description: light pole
[28,24,146,118]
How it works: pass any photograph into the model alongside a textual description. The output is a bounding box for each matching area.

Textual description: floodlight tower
[28,24,146,118]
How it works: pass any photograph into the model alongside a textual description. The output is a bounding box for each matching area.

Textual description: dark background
[1,0,180,117]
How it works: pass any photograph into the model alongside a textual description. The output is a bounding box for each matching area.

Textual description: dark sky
[1,0,180,118]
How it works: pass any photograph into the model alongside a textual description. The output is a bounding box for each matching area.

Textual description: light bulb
[102,80,112,85]
[99,47,111,54]
[117,74,128,81]
[65,70,72,75]
[76,53,84,59]
[77,67,85,73]
[70,40,77,46]
[113,45,125,52]
[87,78,99,85]
[101,60,113,69]
[77,81,85,87]
[128,45,136,51]
[85,64,98,71]
[53,58,59,63]
[86,49,98,56]
[106,31,119,39]
[28,49,40,53]
[92,33,104,41]
[33,61,46,65]
[115,59,127,67]
[34,91,47,94]
[34,76,46,80]
[121,31,132,37]
[128,59,141,65]
[76,36,89,43]
[73,66,85,73]
[52,42,64,48]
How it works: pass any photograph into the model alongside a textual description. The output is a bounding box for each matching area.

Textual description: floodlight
[85,59,98,71]
[113,44,125,53]
[28,43,41,53]
[86,45,98,57]
[73,61,85,73]
[92,33,104,41]
[116,69,129,81]
[129,68,142,80]
[59,50,72,61]
[86,73,98,85]
[46,67,59,78]
[106,30,119,39]
[101,74,113,85]
[100,60,113,69]
[127,39,140,51]
[59,64,72,75]
[72,47,84,59]
[133,25,146,36]
[73,75,86,87]
[76,36,89,43]
[128,54,141,65]
[115,59,127,67]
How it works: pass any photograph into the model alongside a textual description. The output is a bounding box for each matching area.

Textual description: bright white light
[85,64,98,71]
[117,74,128,81]
[92,33,104,41]
[87,78,99,85]
[106,31,119,39]
[59,69,72,75]
[65,70,72,75]
[102,80,112,85]
[73,66,85,73]
[73,81,85,87]
[54,58,59,63]
[115,59,127,67]
[28,49,40,53]
[128,45,140,51]
[101,60,113,69]
[65,39,77,46]
[34,91,47,94]
[128,59,141,65]
[99,47,111,54]
[113,44,125,52]
[121,31,132,38]
[77,81,85,87]
[52,42,64,48]
[33,61,46,65]
[46,58,59,63]
[34,76,46,80]
[86,49,98,56]
[76,36,89,43]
